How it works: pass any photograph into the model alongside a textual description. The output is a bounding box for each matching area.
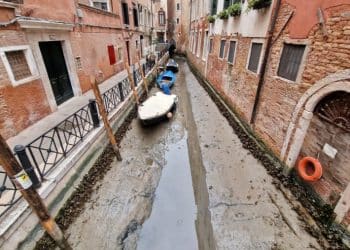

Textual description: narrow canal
[137,132,198,250]
[138,58,215,250]
[57,58,319,250]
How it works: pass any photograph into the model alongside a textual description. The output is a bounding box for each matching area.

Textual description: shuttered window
[248,43,262,73]
[219,40,226,58]
[228,41,236,63]
[122,2,129,25]
[277,44,305,81]
[223,0,231,9]
[209,39,213,53]
[211,0,218,15]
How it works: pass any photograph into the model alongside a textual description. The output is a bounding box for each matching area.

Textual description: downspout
[250,0,282,124]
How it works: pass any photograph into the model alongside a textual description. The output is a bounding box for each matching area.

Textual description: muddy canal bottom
[137,132,198,250]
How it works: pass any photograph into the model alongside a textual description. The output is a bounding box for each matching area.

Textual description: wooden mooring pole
[0,135,71,250]
[91,78,122,161]
[125,62,140,105]
[137,54,149,95]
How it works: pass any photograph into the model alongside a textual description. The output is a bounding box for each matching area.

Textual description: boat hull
[138,92,178,125]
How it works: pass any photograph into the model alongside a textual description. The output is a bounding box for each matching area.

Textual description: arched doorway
[299,91,350,205]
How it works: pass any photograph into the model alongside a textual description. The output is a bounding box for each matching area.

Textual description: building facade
[0,0,164,140]
[187,0,350,230]
[168,0,190,53]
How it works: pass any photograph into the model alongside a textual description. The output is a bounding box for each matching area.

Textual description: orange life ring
[297,157,323,182]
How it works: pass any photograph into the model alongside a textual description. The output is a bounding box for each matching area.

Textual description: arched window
[315,91,350,132]
[158,10,165,26]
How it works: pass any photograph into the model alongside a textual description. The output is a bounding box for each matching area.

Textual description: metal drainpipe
[250,0,282,125]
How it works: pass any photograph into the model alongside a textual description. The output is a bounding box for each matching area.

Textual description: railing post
[118,82,125,102]
[133,66,138,87]
[0,135,71,250]
[14,145,41,189]
[142,63,146,76]
[88,99,100,128]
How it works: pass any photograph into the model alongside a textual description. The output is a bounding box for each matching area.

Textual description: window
[92,0,109,11]
[248,42,262,73]
[194,32,198,53]
[223,0,231,9]
[158,10,165,25]
[203,31,209,60]
[133,6,139,27]
[122,2,129,25]
[5,50,31,80]
[138,5,143,25]
[176,18,179,24]
[209,38,213,53]
[219,40,226,58]
[191,33,195,52]
[177,3,180,10]
[197,32,202,57]
[224,0,241,8]
[0,45,38,86]
[211,0,217,15]
[277,43,306,81]
[117,47,123,61]
[227,41,236,63]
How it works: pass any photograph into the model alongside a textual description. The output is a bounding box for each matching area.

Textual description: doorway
[39,41,74,105]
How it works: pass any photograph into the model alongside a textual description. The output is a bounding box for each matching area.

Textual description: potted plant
[227,3,242,17]
[247,0,272,10]
[207,15,216,23]
[218,9,229,20]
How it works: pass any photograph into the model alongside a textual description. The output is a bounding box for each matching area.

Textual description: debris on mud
[34,80,156,250]
[187,60,349,249]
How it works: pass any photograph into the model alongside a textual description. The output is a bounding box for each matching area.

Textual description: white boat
[138,92,178,125]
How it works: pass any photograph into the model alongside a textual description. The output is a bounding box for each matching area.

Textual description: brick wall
[0,30,51,139]
[301,115,350,205]
[0,79,51,139]
[70,28,126,93]
[254,3,350,155]
[188,29,262,122]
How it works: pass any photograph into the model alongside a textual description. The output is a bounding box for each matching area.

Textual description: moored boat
[138,92,178,125]
[156,70,176,94]
[166,59,179,73]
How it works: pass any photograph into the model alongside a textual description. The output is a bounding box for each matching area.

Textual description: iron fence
[0,62,149,217]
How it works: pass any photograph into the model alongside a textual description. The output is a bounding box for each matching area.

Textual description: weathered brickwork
[70,29,125,93]
[0,79,51,139]
[301,115,350,205]
[254,3,350,155]
[0,29,51,138]
[0,0,151,140]
[188,31,263,122]
[188,1,350,227]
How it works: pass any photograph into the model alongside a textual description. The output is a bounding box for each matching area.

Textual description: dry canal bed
[34,59,337,250]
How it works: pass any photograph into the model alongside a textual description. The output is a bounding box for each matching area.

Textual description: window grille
[5,50,31,81]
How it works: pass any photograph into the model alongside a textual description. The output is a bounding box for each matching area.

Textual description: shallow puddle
[137,132,198,250]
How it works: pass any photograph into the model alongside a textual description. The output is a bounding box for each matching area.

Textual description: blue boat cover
[157,70,176,94]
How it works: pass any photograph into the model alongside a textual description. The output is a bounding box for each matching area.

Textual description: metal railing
[0,61,157,218]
